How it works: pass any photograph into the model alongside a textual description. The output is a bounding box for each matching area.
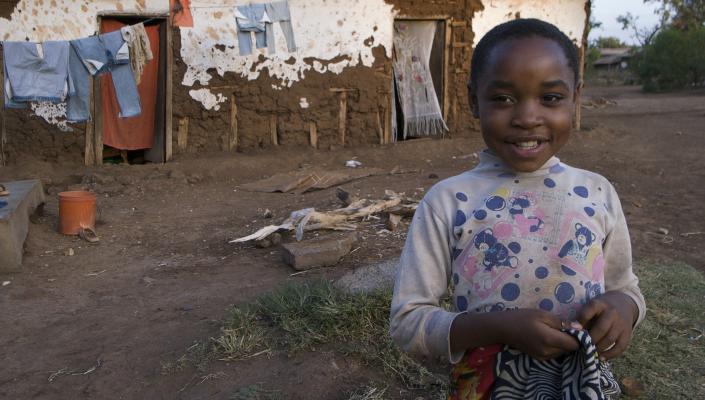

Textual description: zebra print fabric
[490,329,621,399]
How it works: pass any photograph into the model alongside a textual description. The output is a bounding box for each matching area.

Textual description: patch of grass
[161,341,212,375]
[215,280,446,392]
[612,263,705,399]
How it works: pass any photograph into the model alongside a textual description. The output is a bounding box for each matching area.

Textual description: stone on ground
[335,259,398,294]
[281,232,358,271]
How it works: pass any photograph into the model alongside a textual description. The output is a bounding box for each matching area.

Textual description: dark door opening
[97,15,167,164]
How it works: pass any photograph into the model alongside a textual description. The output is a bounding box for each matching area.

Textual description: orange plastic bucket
[58,191,97,235]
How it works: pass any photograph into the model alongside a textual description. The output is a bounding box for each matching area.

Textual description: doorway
[91,14,172,165]
[392,19,449,141]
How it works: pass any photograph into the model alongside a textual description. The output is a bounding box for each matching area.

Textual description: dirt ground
[1,85,704,399]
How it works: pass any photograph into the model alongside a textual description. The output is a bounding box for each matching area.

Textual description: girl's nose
[510,101,543,129]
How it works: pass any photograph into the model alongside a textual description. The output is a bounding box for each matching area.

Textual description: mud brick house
[0,0,589,166]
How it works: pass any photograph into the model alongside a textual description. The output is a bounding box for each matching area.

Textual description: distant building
[593,47,633,81]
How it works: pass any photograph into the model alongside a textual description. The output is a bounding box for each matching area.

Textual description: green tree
[637,25,705,91]
[645,0,705,30]
[593,36,628,48]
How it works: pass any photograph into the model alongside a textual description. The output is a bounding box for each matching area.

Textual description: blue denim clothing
[264,1,297,54]
[66,44,91,122]
[3,41,71,107]
[235,4,269,55]
[69,31,141,120]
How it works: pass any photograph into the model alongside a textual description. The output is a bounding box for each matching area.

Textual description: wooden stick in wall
[309,121,318,149]
[270,114,278,146]
[376,110,384,145]
[229,95,238,151]
[329,88,356,146]
[178,117,189,152]
[383,94,392,144]
[338,92,347,146]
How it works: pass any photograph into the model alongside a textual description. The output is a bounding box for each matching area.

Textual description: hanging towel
[121,23,154,85]
[2,41,71,106]
[392,21,448,138]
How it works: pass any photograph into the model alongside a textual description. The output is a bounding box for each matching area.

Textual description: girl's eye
[542,94,564,103]
[491,95,515,104]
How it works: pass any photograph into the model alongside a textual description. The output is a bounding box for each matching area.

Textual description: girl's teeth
[516,141,538,149]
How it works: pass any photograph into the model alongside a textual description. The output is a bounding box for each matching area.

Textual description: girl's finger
[587,311,615,345]
[599,330,628,360]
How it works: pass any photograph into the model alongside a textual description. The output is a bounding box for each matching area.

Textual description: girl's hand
[577,291,638,360]
[501,309,581,360]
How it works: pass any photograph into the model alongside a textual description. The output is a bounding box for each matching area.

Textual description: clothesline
[0,18,163,48]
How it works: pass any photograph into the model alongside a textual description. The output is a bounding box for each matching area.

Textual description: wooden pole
[177,117,189,152]
[309,121,318,149]
[165,16,174,161]
[84,80,95,166]
[270,114,278,146]
[338,92,347,146]
[94,76,103,165]
[229,95,238,151]
[0,55,5,166]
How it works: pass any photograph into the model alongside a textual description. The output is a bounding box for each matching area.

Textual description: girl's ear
[468,83,480,118]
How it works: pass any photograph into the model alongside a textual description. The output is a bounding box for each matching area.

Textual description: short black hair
[469,18,580,94]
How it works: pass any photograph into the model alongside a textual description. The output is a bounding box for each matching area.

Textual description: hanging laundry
[121,23,154,85]
[235,3,271,55]
[392,21,448,139]
[3,41,72,109]
[68,30,141,122]
[264,0,297,54]
[171,0,194,28]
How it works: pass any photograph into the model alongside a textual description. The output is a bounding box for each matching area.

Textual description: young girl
[390,19,645,399]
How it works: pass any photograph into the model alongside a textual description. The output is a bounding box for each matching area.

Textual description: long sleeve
[389,199,463,362]
[602,185,646,326]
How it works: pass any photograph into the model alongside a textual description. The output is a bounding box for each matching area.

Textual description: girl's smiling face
[471,36,580,172]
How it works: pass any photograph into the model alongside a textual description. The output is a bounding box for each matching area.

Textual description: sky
[590,0,662,44]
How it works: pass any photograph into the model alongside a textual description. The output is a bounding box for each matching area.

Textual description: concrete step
[0,180,45,273]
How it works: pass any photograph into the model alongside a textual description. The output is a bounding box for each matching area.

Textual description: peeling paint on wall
[188,88,227,110]
[472,0,587,46]
[179,0,395,94]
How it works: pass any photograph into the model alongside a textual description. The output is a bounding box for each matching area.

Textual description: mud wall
[0,0,588,163]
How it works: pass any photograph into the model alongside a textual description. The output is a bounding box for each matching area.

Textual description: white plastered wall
[472,0,587,46]
[0,0,588,116]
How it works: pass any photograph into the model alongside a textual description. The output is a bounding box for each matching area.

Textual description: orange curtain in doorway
[100,20,160,151]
